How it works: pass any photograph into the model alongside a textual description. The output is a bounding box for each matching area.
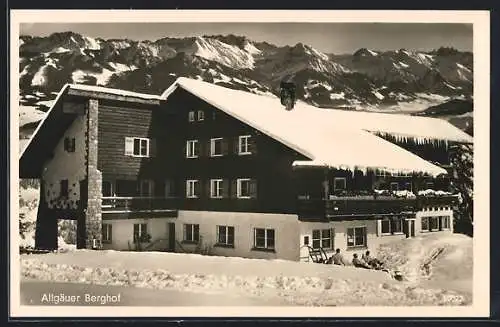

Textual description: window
[347,227,366,248]
[102,181,114,197]
[188,111,195,122]
[133,223,148,242]
[183,224,200,243]
[334,177,346,191]
[125,137,150,157]
[186,140,199,158]
[102,224,112,243]
[238,135,251,155]
[197,110,205,121]
[380,217,403,235]
[210,138,223,157]
[216,225,234,246]
[390,182,399,192]
[64,137,75,152]
[60,179,69,198]
[236,178,257,199]
[421,217,429,231]
[312,229,333,249]
[186,180,199,198]
[392,218,402,233]
[254,228,275,250]
[139,180,153,197]
[303,236,310,246]
[165,179,176,198]
[381,219,391,234]
[426,182,434,190]
[404,182,412,191]
[429,216,440,231]
[442,216,451,229]
[210,179,224,198]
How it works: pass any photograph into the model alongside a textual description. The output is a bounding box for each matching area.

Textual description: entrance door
[167,223,176,252]
[410,220,416,237]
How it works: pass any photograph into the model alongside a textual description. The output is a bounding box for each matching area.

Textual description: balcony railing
[102,196,178,212]
[297,194,459,220]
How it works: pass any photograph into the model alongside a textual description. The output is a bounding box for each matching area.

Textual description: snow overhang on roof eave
[369,130,473,145]
[291,160,447,178]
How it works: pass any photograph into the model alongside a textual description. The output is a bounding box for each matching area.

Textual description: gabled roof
[19,84,161,178]
[161,77,474,176]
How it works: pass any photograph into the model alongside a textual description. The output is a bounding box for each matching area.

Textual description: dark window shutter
[249,135,258,154]
[233,136,239,154]
[231,179,238,198]
[204,179,210,198]
[222,179,229,198]
[249,179,258,198]
[149,139,157,157]
[222,138,229,155]
[195,180,202,197]
[63,137,69,151]
[109,224,112,241]
[196,141,202,157]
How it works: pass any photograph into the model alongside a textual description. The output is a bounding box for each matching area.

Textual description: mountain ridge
[18,31,473,133]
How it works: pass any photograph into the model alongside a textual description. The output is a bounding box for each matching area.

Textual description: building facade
[19,78,472,262]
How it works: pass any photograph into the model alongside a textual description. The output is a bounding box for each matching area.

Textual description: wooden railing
[101,196,178,212]
[297,194,459,219]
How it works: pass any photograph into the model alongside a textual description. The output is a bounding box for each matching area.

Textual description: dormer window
[188,111,195,122]
[197,110,205,121]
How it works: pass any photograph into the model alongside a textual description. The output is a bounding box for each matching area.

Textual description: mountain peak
[353,48,379,57]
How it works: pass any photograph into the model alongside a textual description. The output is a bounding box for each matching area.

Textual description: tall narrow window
[216,225,235,246]
[312,229,333,249]
[347,227,366,248]
[183,224,200,243]
[186,140,199,158]
[197,110,205,121]
[102,224,112,243]
[254,228,275,250]
[210,179,224,198]
[210,138,223,157]
[133,223,148,242]
[186,180,199,198]
[237,178,252,198]
[238,135,251,155]
[60,179,69,198]
[334,177,346,191]
[188,111,195,122]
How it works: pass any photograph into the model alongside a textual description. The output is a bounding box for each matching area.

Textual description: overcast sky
[20,23,473,54]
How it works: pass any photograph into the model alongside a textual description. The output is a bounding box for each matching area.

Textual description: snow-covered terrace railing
[297,191,459,220]
[102,196,178,212]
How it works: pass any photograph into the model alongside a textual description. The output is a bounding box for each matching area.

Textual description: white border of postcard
[9,9,490,318]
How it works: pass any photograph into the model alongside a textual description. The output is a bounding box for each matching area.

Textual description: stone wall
[83,98,103,249]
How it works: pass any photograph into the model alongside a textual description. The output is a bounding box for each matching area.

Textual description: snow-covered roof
[161,77,453,176]
[68,83,161,100]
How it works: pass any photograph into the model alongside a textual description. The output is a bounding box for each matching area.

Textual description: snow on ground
[19,105,46,127]
[21,233,470,306]
[377,233,472,300]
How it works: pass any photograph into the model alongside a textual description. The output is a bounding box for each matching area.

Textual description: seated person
[362,251,384,269]
[352,253,371,269]
[330,248,346,266]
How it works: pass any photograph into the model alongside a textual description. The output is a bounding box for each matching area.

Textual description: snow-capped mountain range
[18,32,473,133]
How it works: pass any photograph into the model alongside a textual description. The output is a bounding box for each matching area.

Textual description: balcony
[101,196,178,219]
[297,193,459,221]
